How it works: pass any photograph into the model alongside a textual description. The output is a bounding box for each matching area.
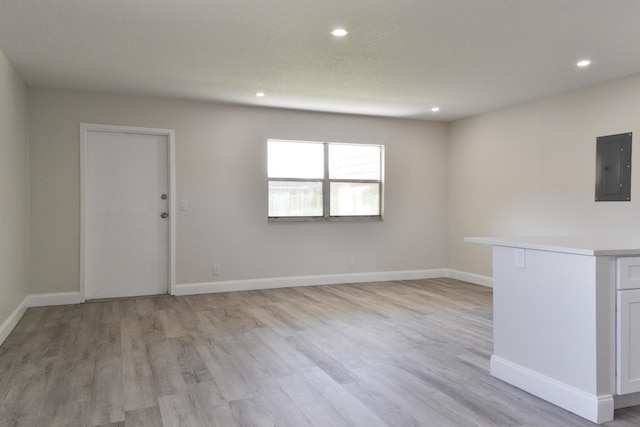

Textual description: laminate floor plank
[98,301,127,325]
[8,306,46,334]
[184,380,235,426]
[48,401,91,427]
[239,329,294,378]
[287,367,388,427]
[0,363,48,422]
[133,297,158,316]
[93,322,122,360]
[158,393,202,427]
[286,334,357,385]
[358,367,461,426]
[89,356,125,425]
[123,405,163,427]
[40,357,94,416]
[241,304,301,337]
[147,339,188,397]
[138,314,166,346]
[212,333,284,386]
[157,309,189,339]
[274,369,360,427]
[120,314,147,353]
[2,278,640,426]
[173,336,216,385]
[121,347,156,411]
[251,327,316,372]
[388,354,521,426]
[195,342,256,401]
[243,382,315,427]
[229,396,280,427]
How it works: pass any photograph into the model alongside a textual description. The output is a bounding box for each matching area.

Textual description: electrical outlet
[213,264,221,275]
[514,249,526,268]
[349,257,356,269]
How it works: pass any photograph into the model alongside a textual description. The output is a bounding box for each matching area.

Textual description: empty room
[2,1,640,425]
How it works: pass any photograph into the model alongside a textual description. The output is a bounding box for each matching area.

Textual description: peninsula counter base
[465,237,640,424]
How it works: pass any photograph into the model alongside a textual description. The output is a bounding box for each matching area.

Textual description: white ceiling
[2,0,640,121]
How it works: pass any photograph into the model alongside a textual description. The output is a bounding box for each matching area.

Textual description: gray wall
[0,49,29,326]
[448,73,640,276]
[28,88,449,294]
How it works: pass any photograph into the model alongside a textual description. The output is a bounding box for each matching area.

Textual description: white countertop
[464,236,640,256]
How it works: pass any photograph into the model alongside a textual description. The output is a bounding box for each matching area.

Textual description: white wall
[448,73,640,276]
[0,49,29,326]
[28,88,449,294]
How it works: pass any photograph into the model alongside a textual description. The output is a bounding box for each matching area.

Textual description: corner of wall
[0,47,31,339]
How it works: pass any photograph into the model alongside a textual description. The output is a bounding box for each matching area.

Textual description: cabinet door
[617,289,640,394]
[617,257,640,290]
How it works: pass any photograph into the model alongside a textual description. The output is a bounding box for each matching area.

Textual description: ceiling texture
[2,0,640,121]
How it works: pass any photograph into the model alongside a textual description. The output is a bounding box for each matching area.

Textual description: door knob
[161,212,168,218]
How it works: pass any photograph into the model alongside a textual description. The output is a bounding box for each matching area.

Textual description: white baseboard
[614,391,640,409]
[490,355,614,424]
[175,268,451,296]
[0,291,84,346]
[28,292,83,307]
[0,296,29,346]
[1,270,489,345]
[446,269,493,287]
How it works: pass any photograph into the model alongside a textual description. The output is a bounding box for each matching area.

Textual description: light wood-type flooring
[1,278,640,426]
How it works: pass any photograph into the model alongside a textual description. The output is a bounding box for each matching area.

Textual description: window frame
[268,139,384,222]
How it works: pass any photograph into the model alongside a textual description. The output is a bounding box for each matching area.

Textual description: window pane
[330,182,380,216]
[268,140,324,179]
[269,181,323,217]
[329,144,381,180]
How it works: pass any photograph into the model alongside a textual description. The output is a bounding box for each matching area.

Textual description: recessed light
[577,60,591,67]
[431,107,440,112]
[255,92,265,97]
[331,28,348,37]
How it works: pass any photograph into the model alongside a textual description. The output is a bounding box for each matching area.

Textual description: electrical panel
[595,133,632,201]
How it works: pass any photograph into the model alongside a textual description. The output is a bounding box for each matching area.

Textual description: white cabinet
[466,236,640,423]
[617,257,640,290]
[617,288,640,394]
[617,256,640,395]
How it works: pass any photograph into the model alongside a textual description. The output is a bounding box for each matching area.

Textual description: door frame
[80,123,177,301]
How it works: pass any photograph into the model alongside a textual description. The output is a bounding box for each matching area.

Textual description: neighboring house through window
[268,139,384,221]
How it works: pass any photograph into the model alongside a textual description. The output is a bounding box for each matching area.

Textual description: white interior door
[84,129,170,299]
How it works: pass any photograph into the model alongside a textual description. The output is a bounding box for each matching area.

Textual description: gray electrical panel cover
[595,132,632,201]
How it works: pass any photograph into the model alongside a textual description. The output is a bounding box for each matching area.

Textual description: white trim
[0,296,29,345]
[175,269,449,296]
[614,391,640,409]
[490,355,614,424]
[446,269,493,287]
[28,292,83,307]
[1,292,83,346]
[0,269,490,345]
[168,131,177,295]
[79,123,177,301]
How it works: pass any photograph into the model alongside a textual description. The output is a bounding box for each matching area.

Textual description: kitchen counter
[466,236,640,424]
[465,235,640,256]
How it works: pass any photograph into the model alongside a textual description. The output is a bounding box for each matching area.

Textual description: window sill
[268,215,383,223]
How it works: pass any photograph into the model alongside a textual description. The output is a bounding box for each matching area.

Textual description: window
[268,139,384,221]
